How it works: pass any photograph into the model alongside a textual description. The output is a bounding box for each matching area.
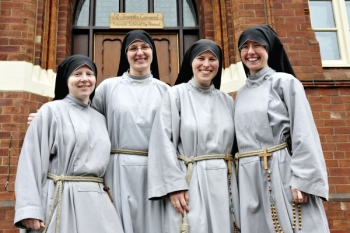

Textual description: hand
[21,218,45,230]
[27,111,37,125]
[169,190,189,215]
[291,186,308,204]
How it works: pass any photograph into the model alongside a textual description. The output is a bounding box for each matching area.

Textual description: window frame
[309,0,350,67]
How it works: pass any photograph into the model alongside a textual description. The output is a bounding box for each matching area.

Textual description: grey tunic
[92,72,170,233]
[14,95,124,233]
[148,79,240,233]
[234,66,329,233]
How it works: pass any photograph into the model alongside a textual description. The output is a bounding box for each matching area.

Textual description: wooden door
[94,33,179,86]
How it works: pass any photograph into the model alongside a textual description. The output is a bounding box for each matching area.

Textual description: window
[72,0,199,65]
[74,0,198,27]
[309,0,350,67]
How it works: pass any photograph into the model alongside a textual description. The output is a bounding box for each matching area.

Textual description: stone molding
[0,61,56,97]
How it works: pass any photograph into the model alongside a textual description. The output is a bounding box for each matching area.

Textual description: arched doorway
[72,0,199,85]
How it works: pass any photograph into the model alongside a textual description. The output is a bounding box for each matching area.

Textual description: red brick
[339,88,350,95]
[327,201,342,210]
[312,111,320,119]
[0,99,13,106]
[10,24,29,31]
[324,119,346,127]
[323,151,333,159]
[1,124,20,131]
[332,96,350,104]
[0,115,11,123]
[13,99,38,108]
[321,143,337,151]
[308,96,331,105]
[335,184,350,194]
[326,135,349,143]
[314,119,324,127]
[1,2,24,8]
[12,115,27,124]
[0,17,23,24]
[323,104,345,111]
[4,209,14,220]
[337,143,350,151]
[2,107,24,114]
[328,176,349,185]
[338,160,350,168]
[318,88,340,96]
[11,9,36,18]
[0,192,15,201]
[326,210,345,220]
[3,229,20,233]
[4,92,22,99]
[0,46,20,53]
[0,38,9,45]
[0,219,15,228]
[334,151,345,159]
[329,168,350,176]
[325,159,338,167]
[317,127,334,134]
[334,127,350,135]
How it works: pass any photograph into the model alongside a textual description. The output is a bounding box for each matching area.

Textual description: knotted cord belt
[177,153,234,233]
[43,173,104,233]
[110,149,148,156]
[234,142,288,178]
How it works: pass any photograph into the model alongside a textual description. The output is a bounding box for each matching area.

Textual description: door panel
[94,33,179,86]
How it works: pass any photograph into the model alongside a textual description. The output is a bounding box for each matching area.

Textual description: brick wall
[0,0,75,70]
[0,0,37,62]
[306,86,350,232]
[0,91,50,232]
[307,87,350,193]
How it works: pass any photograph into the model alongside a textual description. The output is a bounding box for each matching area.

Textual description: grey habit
[92,72,170,233]
[148,79,240,233]
[14,95,124,233]
[234,66,329,233]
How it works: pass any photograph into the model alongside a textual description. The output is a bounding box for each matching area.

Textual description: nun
[14,55,124,233]
[234,25,329,232]
[92,30,170,233]
[148,39,241,233]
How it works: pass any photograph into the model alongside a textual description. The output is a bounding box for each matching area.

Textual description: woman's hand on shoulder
[169,190,190,215]
[27,110,38,125]
[291,186,308,204]
[21,218,45,230]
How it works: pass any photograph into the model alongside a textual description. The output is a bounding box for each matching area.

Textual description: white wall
[0,61,56,97]
[0,61,246,97]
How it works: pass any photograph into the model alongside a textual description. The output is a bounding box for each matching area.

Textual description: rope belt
[110,149,148,156]
[234,142,288,179]
[177,153,234,233]
[43,173,104,233]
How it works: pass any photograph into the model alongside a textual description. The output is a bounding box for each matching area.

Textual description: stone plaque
[110,13,164,29]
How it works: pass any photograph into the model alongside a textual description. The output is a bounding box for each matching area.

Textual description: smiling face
[191,50,219,87]
[126,40,153,76]
[240,40,268,75]
[68,65,96,104]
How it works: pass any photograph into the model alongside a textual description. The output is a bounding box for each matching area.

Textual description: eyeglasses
[128,45,151,52]
[240,43,265,52]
